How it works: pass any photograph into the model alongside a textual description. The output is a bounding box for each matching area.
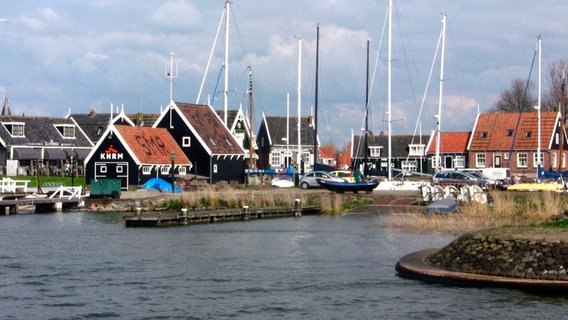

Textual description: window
[525,131,532,138]
[178,167,187,175]
[533,153,544,168]
[517,153,528,168]
[552,153,558,168]
[142,166,151,175]
[480,131,488,138]
[116,166,123,174]
[563,153,566,169]
[454,155,465,168]
[96,126,104,136]
[431,156,441,169]
[55,124,76,138]
[271,151,281,167]
[161,166,170,175]
[213,164,218,173]
[506,129,513,137]
[556,133,560,145]
[182,136,191,147]
[401,161,417,173]
[3,122,25,137]
[100,166,107,173]
[369,146,381,157]
[475,153,486,167]
[504,153,509,160]
[408,144,425,156]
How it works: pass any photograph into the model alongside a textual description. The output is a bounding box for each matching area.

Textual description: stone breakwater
[427,229,568,281]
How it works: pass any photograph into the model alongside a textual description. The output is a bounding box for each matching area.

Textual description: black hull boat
[317,179,378,193]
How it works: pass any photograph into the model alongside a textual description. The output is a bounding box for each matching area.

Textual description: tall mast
[248,67,254,169]
[286,92,290,160]
[537,35,542,179]
[297,37,302,168]
[435,13,447,173]
[166,52,178,129]
[387,0,393,180]
[561,70,566,172]
[314,23,320,167]
[364,39,370,176]
[223,0,230,126]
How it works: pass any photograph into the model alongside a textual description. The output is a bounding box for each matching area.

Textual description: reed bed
[384,191,568,236]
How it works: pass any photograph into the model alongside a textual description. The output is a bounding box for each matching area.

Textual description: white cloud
[149,0,201,30]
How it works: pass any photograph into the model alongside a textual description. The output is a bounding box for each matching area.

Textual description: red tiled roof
[319,145,336,159]
[469,112,558,151]
[427,131,471,153]
[176,103,244,155]
[114,125,191,165]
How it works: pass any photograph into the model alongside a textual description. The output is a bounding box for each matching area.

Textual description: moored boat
[317,179,379,193]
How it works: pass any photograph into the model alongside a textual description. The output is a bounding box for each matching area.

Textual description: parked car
[299,171,346,189]
[462,170,502,189]
[331,170,356,183]
[432,170,487,189]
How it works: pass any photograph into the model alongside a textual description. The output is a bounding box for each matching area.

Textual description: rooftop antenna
[165,52,178,105]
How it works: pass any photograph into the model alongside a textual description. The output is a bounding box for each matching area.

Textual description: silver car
[299,171,346,189]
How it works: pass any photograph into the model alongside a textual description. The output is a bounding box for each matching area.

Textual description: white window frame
[55,124,76,138]
[271,151,281,167]
[3,122,25,137]
[532,153,544,168]
[454,155,465,168]
[475,153,486,168]
[552,153,558,168]
[401,160,417,173]
[182,136,191,147]
[213,164,218,173]
[161,165,171,175]
[369,146,380,157]
[142,166,151,175]
[178,166,187,175]
[408,144,425,156]
[517,153,528,168]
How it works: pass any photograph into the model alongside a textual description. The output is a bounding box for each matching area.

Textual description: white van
[480,168,511,183]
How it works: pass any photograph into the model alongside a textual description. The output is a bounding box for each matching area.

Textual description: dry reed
[384,191,568,236]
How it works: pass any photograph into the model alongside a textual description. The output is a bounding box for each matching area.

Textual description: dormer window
[506,129,513,137]
[55,124,76,138]
[525,131,532,138]
[408,144,425,156]
[3,122,25,137]
[480,131,488,138]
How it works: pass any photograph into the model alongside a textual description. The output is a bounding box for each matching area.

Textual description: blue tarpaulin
[142,178,182,193]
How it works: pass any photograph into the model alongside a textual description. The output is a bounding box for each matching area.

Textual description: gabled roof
[113,125,191,165]
[175,102,245,155]
[319,145,336,159]
[68,108,140,144]
[426,131,471,153]
[468,111,560,151]
[215,109,239,128]
[0,115,92,148]
[261,115,316,147]
[352,134,429,158]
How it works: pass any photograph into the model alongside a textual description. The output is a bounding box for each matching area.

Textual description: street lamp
[170,151,176,194]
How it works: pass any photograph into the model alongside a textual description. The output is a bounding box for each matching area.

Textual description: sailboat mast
[435,13,447,173]
[248,67,254,169]
[223,0,230,126]
[297,37,302,169]
[561,70,566,172]
[314,24,320,167]
[364,39,370,176]
[387,0,392,180]
[537,35,542,179]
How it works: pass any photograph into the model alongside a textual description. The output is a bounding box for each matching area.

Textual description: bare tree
[489,78,537,113]
[542,59,567,113]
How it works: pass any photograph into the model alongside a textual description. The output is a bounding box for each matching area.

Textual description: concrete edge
[395,248,568,293]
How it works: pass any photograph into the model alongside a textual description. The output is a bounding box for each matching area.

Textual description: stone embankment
[427,228,568,281]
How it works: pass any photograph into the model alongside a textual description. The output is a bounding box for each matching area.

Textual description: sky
[0,1,567,150]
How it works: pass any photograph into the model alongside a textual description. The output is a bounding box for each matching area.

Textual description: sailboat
[508,36,566,192]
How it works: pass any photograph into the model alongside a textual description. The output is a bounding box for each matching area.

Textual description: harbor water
[1,211,566,319]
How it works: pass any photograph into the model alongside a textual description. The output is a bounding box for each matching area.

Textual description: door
[494,155,502,168]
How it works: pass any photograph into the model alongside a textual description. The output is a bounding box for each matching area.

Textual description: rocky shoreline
[427,227,568,281]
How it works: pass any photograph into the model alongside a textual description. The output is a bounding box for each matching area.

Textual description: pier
[0,185,84,214]
[124,202,320,228]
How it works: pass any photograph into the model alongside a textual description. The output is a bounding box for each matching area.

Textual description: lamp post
[170,151,176,194]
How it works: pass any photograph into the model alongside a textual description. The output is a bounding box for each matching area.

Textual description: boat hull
[317,179,379,193]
